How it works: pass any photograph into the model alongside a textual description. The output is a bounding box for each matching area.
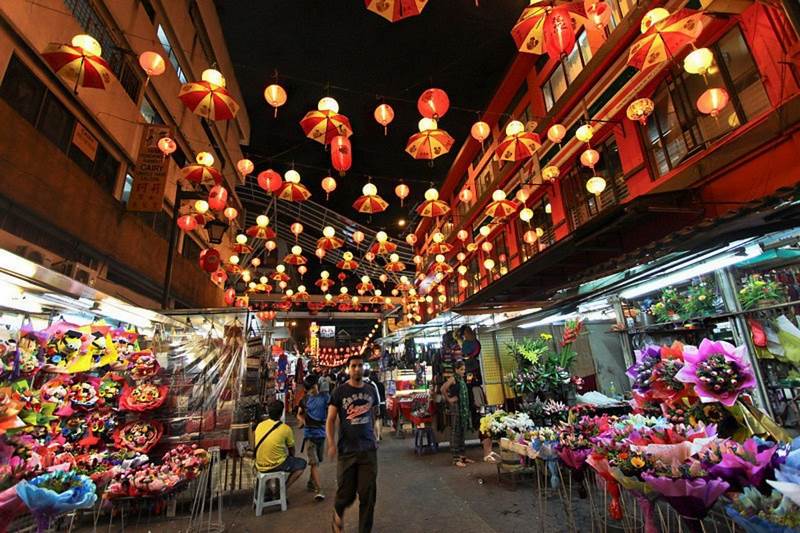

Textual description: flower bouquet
[162,444,210,480]
[676,339,756,408]
[642,460,729,533]
[119,383,168,412]
[0,387,25,435]
[767,437,800,507]
[127,351,160,381]
[15,470,97,532]
[738,275,785,310]
[479,410,509,440]
[704,437,778,492]
[528,427,560,488]
[113,419,163,453]
[726,487,800,533]
[681,282,717,318]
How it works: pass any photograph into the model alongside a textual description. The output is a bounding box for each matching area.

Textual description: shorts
[265,455,306,473]
[305,437,325,466]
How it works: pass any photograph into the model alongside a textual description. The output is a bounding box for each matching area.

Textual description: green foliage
[681,282,716,318]
[738,274,785,310]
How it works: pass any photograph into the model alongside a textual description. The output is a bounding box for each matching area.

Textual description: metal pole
[162,184,182,309]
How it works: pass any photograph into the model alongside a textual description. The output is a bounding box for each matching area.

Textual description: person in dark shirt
[326,354,379,533]
[297,375,329,501]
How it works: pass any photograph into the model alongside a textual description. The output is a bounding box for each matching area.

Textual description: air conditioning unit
[50,260,100,287]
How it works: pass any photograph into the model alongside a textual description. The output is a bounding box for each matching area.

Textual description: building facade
[412,0,800,318]
[0,0,250,308]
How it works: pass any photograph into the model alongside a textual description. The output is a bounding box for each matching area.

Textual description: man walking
[327,354,379,533]
[297,375,329,501]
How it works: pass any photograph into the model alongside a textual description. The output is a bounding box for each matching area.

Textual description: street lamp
[204,219,229,245]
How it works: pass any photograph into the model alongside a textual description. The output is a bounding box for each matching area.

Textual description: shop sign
[71,122,98,160]
[319,325,336,338]
[128,124,173,212]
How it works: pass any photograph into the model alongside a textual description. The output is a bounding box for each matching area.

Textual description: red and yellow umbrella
[485,198,519,219]
[180,164,223,186]
[336,293,352,304]
[369,295,384,304]
[316,236,345,250]
[405,129,455,160]
[308,301,325,312]
[337,258,360,270]
[366,0,428,22]
[369,241,397,255]
[627,9,706,71]
[395,281,412,292]
[224,263,242,275]
[272,271,291,283]
[300,110,354,145]
[246,225,277,240]
[249,283,273,294]
[275,300,293,311]
[293,291,310,302]
[284,253,307,266]
[42,43,113,91]
[315,278,335,292]
[353,195,388,214]
[510,2,587,55]
[178,80,239,121]
[416,199,450,218]
[357,281,375,294]
[277,182,312,202]
[385,260,406,273]
[232,243,253,255]
[427,242,453,255]
[430,262,454,275]
[496,132,541,162]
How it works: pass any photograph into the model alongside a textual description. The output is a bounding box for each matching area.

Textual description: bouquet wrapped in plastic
[15,471,97,532]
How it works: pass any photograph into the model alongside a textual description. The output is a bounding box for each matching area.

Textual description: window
[561,136,628,230]
[475,164,494,200]
[121,173,134,203]
[515,196,553,262]
[181,235,202,261]
[646,26,769,176]
[137,210,172,241]
[491,232,509,273]
[64,0,142,101]
[542,32,592,111]
[157,25,188,83]
[140,96,163,124]
[1,55,121,193]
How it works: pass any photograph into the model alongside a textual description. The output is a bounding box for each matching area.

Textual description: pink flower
[676,339,756,407]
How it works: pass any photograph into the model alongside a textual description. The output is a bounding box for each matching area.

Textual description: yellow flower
[631,457,645,468]
[698,294,706,301]
[540,333,553,341]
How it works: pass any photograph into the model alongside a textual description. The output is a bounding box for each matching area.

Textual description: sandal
[332,511,344,533]
[453,459,467,467]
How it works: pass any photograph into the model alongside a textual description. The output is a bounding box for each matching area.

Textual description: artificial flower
[707,438,778,491]
[626,345,661,395]
[119,383,168,412]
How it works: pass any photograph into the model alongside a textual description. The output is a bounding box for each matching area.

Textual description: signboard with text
[319,325,336,338]
[127,124,172,212]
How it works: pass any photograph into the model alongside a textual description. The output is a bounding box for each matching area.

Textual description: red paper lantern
[290,222,304,240]
[208,185,228,211]
[223,206,238,221]
[471,121,491,143]
[257,169,283,193]
[353,231,365,245]
[139,51,166,77]
[199,248,221,273]
[224,288,236,306]
[331,135,352,174]
[157,137,176,156]
[374,103,394,134]
[321,176,337,199]
[459,188,473,203]
[405,233,417,246]
[395,183,410,206]
[456,229,469,241]
[696,88,729,117]
[543,6,576,59]
[580,149,600,168]
[547,124,567,144]
[210,268,227,284]
[417,88,450,119]
[177,214,198,232]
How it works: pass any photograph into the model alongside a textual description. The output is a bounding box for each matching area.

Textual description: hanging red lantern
[374,103,394,135]
[547,124,567,144]
[586,1,612,28]
[157,137,176,156]
[290,222,304,240]
[138,51,166,77]
[224,288,236,306]
[405,233,417,246]
[210,268,227,285]
[543,6,576,59]
[456,229,469,241]
[353,230,365,246]
[257,169,282,193]
[580,148,600,168]
[321,176,337,199]
[208,185,228,211]
[177,214,198,232]
[395,183,410,206]
[459,188,473,203]
[199,248,221,273]
[223,206,238,221]
[696,88,729,117]
[264,83,287,117]
[417,88,450,119]
[331,135,352,175]
[236,158,254,176]
[523,229,539,244]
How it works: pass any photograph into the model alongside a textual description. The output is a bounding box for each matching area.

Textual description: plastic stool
[413,425,437,455]
[253,470,288,515]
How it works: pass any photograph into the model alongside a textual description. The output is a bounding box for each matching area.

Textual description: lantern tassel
[383,126,387,136]
[273,107,278,119]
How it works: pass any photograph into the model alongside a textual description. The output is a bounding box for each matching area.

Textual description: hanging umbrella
[277,182,312,202]
[335,293,352,304]
[405,129,455,160]
[395,281,412,292]
[178,80,239,120]
[353,195,388,214]
[300,110,354,145]
[274,301,292,311]
[627,9,706,71]
[42,43,113,91]
[427,242,453,255]
[356,281,375,294]
[510,2,587,55]
[416,199,450,218]
[369,295,384,304]
[180,164,223,186]
[293,291,310,302]
[496,132,541,162]
[485,198,519,219]
[246,225,277,240]
[271,271,291,283]
[369,241,397,255]
[337,258,359,270]
[232,243,253,255]
[365,0,429,22]
[284,253,307,266]
[385,261,406,273]
[308,301,325,312]
[315,278,335,292]
[316,236,345,250]
[430,262,454,275]
[224,263,242,274]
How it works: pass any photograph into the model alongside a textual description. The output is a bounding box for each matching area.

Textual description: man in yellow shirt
[254,400,306,490]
